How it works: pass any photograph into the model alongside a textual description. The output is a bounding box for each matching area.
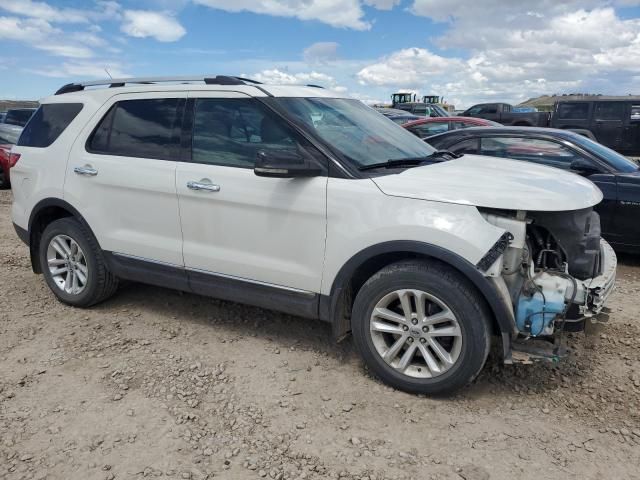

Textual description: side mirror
[254,150,322,178]
[570,158,601,176]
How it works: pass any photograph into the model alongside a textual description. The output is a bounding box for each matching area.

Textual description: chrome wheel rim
[369,289,463,379]
[46,234,88,295]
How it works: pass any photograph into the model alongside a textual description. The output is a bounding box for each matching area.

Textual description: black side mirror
[570,158,601,176]
[254,150,322,178]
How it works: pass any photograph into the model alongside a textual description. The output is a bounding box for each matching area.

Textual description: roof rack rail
[54,75,263,95]
[306,84,325,89]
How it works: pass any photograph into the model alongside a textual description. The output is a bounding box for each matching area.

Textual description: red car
[403,116,501,139]
[0,123,23,188]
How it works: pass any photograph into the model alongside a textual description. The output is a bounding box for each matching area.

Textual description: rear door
[592,102,626,151]
[65,92,186,266]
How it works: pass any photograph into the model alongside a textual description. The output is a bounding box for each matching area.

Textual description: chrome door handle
[187,181,221,192]
[73,166,98,176]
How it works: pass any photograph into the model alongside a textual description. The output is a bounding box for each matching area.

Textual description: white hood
[370,154,603,211]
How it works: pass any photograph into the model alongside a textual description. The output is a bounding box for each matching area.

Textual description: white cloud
[363,0,400,10]
[249,69,335,85]
[0,16,95,58]
[245,68,349,92]
[194,0,371,30]
[357,48,462,87]
[0,0,121,23]
[121,10,186,42]
[355,4,640,107]
[303,42,340,63]
[27,60,129,79]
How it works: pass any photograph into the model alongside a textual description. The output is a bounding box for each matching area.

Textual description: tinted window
[89,98,182,160]
[569,133,639,173]
[480,105,497,114]
[557,102,589,120]
[447,138,479,154]
[18,104,83,148]
[5,109,35,127]
[594,102,626,121]
[480,136,581,169]
[631,105,640,121]
[408,122,449,137]
[192,98,302,168]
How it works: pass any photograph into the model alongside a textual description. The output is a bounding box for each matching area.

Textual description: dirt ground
[1,188,639,480]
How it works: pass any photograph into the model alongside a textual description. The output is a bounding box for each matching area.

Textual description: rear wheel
[39,218,119,307]
[351,260,491,395]
[0,168,8,189]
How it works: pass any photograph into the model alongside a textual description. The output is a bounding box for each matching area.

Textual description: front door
[65,92,186,266]
[176,93,328,296]
[608,173,640,250]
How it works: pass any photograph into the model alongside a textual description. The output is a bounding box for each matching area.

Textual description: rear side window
[408,122,449,137]
[557,102,589,120]
[17,104,83,148]
[88,98,183,160]
[594,102,626,121]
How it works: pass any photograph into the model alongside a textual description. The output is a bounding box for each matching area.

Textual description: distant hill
[518,94,640,112]
[0,100,39,112]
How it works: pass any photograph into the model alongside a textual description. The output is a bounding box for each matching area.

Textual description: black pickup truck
[461,103,550,127]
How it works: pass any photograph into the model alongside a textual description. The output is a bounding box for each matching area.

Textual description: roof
[41,75,349,104]
[520,94,640,107]
[403,116,492,127]
[427,126,583,142]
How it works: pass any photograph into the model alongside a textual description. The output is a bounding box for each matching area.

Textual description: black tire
[0,168,8,189]
[351,260,492,395]
[39,217,119,307]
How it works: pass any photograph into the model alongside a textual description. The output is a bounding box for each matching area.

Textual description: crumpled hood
[370,154,603,211]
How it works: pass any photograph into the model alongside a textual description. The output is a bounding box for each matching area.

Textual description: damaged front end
[480,207,617,364]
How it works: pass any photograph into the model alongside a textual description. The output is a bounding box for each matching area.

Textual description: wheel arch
[28,198,98,274]
[321,241,515,355]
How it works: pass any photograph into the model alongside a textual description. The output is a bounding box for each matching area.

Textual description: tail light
[0,145,20,168]
[8,152,21,168]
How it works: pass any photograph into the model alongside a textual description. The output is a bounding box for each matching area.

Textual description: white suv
[10,76,616,394]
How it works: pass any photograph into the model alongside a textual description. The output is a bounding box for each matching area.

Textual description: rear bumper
[13,222,29,246]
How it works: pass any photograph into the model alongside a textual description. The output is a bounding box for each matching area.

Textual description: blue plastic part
[516,290,565,336]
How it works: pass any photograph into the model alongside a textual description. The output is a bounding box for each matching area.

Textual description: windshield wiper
[358,151,463,171]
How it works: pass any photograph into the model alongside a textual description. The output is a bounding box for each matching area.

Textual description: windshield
[273,98,436,168]
[569,133,639,173]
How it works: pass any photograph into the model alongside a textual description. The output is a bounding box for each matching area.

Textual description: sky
[1,0,640,108]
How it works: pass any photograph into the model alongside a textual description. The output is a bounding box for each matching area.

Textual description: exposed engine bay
[480,207,616,342]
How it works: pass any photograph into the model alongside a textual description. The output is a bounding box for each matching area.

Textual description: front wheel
[351,260,492,395]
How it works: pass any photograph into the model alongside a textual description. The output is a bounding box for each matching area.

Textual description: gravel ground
[1,188,639,480]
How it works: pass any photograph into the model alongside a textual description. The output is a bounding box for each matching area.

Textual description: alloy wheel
[46,234,89,295]
[369,289,463,379]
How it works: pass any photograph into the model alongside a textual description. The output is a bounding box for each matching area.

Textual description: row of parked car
[0,107,36,188]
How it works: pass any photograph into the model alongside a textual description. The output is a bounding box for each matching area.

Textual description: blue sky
[1,0,640,108]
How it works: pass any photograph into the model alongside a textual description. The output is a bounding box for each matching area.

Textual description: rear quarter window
[18,104,83,148]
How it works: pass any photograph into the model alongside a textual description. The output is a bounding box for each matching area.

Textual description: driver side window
[191,98,300,168]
